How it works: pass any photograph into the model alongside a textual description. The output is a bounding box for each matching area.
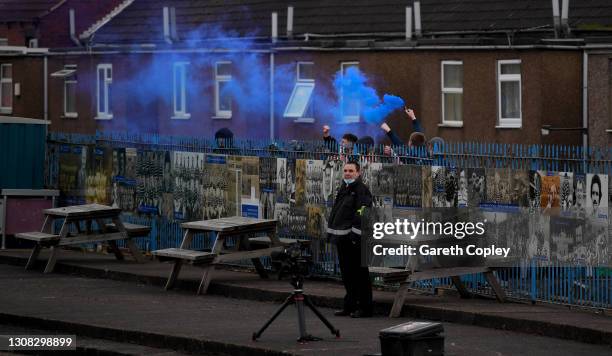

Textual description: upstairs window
[172,62,190,119]
[284,62,315,122]
[0,63,12,113]
[51,65,78,118]
[96,63,113,119]
[340,62,360,123]
[214,61,232,118]
[497,60,522,128]
[441,61,463,125]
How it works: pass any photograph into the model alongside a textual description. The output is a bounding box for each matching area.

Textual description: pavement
[0,249,610,355]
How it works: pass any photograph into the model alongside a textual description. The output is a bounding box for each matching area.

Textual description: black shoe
[350,310,373,318]
[334,309,352,316]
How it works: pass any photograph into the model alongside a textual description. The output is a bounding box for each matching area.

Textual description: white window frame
[0,63,12,113]
[297,61,314,83]
[340,61,360,123]
[497,59,522,128]
[172,62,190,119]
[293,61,315,123]
[440,60,463,126]
[63,65,77,118]
[214,61,232,119]
[96,63,113,120]
[284,82,315,120]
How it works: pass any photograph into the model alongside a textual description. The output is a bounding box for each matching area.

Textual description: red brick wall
[587,53,612,149]
[275,50,582,146]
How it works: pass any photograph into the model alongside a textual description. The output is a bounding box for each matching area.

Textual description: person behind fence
[322,125,337,150]
[214,127,234,152]
[327,160,373,318]
[380,107,425,148]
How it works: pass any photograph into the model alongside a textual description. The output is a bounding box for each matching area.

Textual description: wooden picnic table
[16,204,147,273]
[153,216,293,295]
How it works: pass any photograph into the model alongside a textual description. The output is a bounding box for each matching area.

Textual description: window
[284,62,315,122]
[340,62,360,123]
[172,62,190,119]
[214,61,232,118]
[52,65,78,118]
[96,64,113,119]
[441,61,463,125]
[0,63,12,113]
[497,60,521,128]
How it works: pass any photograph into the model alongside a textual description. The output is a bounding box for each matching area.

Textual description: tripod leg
[303,295,341,338]
[252,294,294,341]
[295,295,308,341]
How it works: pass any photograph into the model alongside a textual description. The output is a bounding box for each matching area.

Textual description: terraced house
[2,0,612,147]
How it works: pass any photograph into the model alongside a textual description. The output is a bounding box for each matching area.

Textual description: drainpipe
[582,50,588,172]
[44,56,48,122]
[69,9,81,46]
[270,12,277,140]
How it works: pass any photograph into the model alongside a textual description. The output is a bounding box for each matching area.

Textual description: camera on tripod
[270,243,312,280]
[253,242,341,342]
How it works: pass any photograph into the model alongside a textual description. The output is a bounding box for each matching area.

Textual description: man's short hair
[345,160,361,171]
[342,133,358,143]
[409,132,426,146]
[214,127,234,140]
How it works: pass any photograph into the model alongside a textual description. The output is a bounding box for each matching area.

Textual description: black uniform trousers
[336,233,373,313]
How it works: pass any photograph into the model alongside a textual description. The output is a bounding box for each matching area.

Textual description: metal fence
[46,131,612,311]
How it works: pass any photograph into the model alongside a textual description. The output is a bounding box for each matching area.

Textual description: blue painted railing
[46,131,612,311]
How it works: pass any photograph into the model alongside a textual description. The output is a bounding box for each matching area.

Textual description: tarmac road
[0,264,610,355]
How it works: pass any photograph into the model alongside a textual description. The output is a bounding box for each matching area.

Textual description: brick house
[3,0,612,147]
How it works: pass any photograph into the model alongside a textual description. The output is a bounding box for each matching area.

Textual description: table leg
[43,219,70,274]
[179,229,194,249]
[40,215,52,234]
[197,264,215,295]
[390,282,410,318]
[484,270,506,303]
[251,258,269,279]
[44,246,59,274]
[108,240,125,260]
[126,239,145,263]
[25,245,41,270]
[112,217,144,263]
[451,275,473,299]
[165,260,183,290]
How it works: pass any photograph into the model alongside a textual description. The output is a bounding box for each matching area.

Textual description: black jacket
[327,178,372,238]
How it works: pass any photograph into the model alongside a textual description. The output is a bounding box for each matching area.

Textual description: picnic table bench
[15,204,150,273]
[153,216,305,295]
[369,265,506,317]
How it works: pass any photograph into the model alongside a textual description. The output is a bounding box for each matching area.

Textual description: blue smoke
[332,66,404,125]
[111,20,403,138]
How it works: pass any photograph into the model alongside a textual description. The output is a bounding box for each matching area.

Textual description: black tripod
[252,274,341,343]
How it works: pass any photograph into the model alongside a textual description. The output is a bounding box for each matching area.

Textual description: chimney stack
[552,0,561,38]
[561,0,570,35]
[414,1,422,38]
[287,6,294,38]
[271,12,278,43]
[163,7,172,44]
[405,7,413,40]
